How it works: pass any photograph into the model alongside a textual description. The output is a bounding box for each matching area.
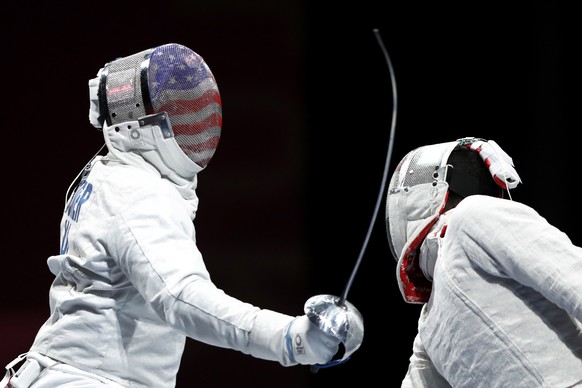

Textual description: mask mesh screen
[147,44,222,169]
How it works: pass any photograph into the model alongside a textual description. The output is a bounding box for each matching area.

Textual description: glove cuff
[247,309,296,366]
[284,317,299,364]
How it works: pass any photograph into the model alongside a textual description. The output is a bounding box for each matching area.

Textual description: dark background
[1,1,576,387]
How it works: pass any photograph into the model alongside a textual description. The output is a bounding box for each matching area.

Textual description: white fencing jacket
[28,153,296,387]
[402,195,582,387]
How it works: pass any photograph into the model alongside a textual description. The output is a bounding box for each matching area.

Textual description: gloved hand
[284,315,340,366]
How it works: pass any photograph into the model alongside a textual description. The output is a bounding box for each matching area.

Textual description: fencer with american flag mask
[2,43,356,388]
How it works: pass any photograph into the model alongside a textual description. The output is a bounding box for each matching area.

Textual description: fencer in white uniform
[2,43,357,388]
[386,138,582,387]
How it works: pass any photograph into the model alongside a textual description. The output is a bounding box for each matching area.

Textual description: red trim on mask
[399,192,449,303]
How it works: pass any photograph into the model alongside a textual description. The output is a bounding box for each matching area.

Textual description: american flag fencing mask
[94,43,223,174]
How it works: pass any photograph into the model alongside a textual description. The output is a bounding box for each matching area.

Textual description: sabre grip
[284,315,340,366]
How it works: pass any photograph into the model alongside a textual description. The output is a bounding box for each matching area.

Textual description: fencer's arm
[447,195,582,323]
[108,186,338,366]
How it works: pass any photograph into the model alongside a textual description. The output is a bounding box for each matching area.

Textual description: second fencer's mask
[88,43,222,179]
[385,137,521,304]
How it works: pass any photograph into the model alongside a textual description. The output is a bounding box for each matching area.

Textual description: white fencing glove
[284,315,340,366]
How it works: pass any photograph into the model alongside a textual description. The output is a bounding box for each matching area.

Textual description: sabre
[306,28,398,371]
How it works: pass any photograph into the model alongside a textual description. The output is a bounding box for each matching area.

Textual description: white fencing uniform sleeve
[448,195,582,323]
[107,182,336,366]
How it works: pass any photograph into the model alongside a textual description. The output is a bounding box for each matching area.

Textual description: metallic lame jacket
[29,154,296,387]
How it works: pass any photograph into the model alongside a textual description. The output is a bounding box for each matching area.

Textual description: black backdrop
[1,1,576,387]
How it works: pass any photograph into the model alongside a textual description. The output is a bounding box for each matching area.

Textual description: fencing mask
[88,43,222,179]
[385,137,521,303]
